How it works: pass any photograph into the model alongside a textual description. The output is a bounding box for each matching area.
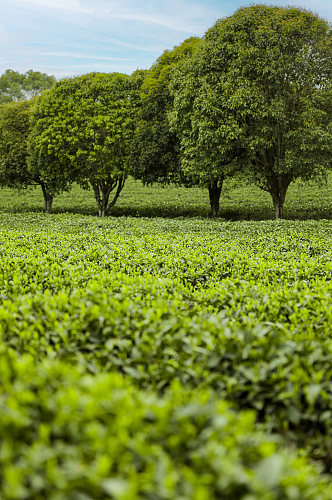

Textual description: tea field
[0,179,331,499]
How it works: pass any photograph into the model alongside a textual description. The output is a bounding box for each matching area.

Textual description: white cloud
[38,52,134,62]
[13,0,94,15]
[0,25,22,46]
[8,0,220,33]
[5,0,329,80]
[0,0,219,77]
[101,37,161,53]
[91,0,220,33]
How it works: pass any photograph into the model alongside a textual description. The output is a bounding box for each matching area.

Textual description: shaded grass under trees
[0,175,330,220]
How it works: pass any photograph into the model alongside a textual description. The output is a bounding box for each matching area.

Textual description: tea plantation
[0,180,331,499]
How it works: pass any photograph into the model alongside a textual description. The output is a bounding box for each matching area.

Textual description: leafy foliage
[1,347,330,499]
[0,7,331,497]
[0,98,56,212]
[0,100,34,188]
[29,72,141,216]
[0,214,331,472]
[170,5,332,218]
[0,69,55,103]
[130,38,201,186]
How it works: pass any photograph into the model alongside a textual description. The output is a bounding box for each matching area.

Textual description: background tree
[0,100,32,187]
[0,69,56,104]
[29,72,141,216]
[0,99,55,212]
[170,5,332,218]
[130,38,201,187]
[169,42,244,217]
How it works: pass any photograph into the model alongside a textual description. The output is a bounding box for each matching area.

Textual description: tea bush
[1,287,331,466]
[0,213,331,495]
[0,346,330,500]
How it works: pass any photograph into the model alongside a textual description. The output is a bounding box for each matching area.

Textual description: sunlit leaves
[0,213,331,469]
[28,72,141,215]
[170,5,332,218]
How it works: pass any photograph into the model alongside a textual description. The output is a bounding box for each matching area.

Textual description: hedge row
[1,288,331,468]
[0,346,331,500]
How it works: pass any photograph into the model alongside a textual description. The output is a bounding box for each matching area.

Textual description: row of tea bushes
[0,346,331,500]
[0,216,331,340]
[1,287,331,468]
[0,213,331,495]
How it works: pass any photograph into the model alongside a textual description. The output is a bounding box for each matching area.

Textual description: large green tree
[130,38,201,187]
[0,69,56,104]
[169,43,243,217]
[29,72,141,216]
[0,100,32,187]
[170,5,332,218]
[0,99,56,212]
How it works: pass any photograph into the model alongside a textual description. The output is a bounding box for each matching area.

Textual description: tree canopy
[0,69,56,104]
[0,5,331,219]
[0,100,33,188]
[130,37,201,186]
[0,99,59,212]
[29,72,141,216]
[169,5,332,218]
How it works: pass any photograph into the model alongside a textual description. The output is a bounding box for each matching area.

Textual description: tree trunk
[98,191,108,218]
[273,198,284,219]
[40,183,53,214]
[44,196,53,214]
[98,205,106,217]
[92,184,107,217]
[269,175,291,219]
[105,177,126,214]
[92,177,126,217]
[208,178,223,217]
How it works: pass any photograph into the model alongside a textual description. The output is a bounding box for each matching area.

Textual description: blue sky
[0,0,331,79]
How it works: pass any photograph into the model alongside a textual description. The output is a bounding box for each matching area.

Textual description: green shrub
[0,214,331,474]
[0,346,330,500]
[1,287,331,468]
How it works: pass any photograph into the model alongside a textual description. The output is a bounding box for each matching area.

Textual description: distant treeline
[0,4,331,218]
